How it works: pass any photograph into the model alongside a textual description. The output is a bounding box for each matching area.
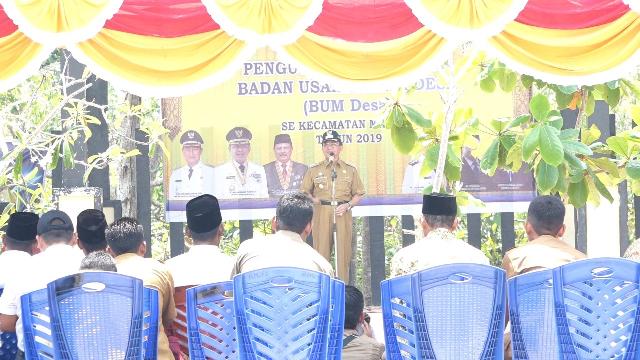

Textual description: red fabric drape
[104,0,220,38]
[307,0,423,42]
[516,0,630,29]
[0,7,18,38]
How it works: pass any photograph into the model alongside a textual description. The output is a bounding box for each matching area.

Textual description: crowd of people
[0,179,626,359]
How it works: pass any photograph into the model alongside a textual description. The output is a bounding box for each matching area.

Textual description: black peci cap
[186,194,222,233]
[422,193,457,216]
[5,212,39,242]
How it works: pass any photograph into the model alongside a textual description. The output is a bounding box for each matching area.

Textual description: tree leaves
[535,160,558,193]
[480,139,500,174]
[404,105,432,128]
[530,94,550,122]
[626,160,640,180]
[568,179,588,207]
[390,121,417,154]
[522,126,540,161]
[539,125,564,166]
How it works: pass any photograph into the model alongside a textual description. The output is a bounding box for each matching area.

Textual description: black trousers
[15,349,25,360]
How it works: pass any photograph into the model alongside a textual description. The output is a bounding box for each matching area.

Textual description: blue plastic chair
[327,279,345,360]
[0,288,18,360]
[143,287,159,360]
[20,288,54,360]
[553,258,640,359]
[381,263,506,360]
[233,267,338,360]
[47,272,145,359]
[186,281,237,360]
[507,269,557,360]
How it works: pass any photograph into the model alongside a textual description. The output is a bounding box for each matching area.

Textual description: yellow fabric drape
[1,0,122,42]
[0,31,43,81]
[204,0,319,35]
[73,28,247,88]
[284,28,447,81]
[490,11,640,78]
[413,0,515,29]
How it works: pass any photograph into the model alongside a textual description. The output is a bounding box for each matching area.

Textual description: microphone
[329,152,337,180]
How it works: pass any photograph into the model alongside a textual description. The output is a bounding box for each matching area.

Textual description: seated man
[391,193,489,277]
[0,212,39,288]
[76,209,108,255]
[0,210,83,359]
[106,218,176,360]
[232,192,334,277]
[165,194,233,287]
[342,286,384,360]
[502,195,586,360]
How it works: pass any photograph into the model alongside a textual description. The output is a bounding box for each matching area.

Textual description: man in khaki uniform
[301,130,365,281]
[231,192,334,277]
[390,193,489,277]
[502,195,586,360]
[106,218,177,360]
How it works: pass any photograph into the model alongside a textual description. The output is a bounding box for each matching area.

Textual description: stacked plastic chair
[233,267,344,360]
[0,288,18,360]
[327,279,345,360]
[186,281,237,360]
[381,263,506,360]
[173,285,191,356]
[21,288,54,359]
[47,272,145,359]
[142,287,159,360]
[507,269,557,360]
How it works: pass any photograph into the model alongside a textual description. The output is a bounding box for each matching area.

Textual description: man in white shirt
[214,127,268,199]
[0,210,83,358]
[232,192,335,277]
[169,130,216,200]
[391,193,489,277]
[0,212,38,288]
[165,194,233,287]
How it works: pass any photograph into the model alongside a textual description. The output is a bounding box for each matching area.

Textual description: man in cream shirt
[232,192,334,277]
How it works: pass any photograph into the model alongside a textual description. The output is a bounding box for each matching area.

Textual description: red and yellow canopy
[0,0,638,95]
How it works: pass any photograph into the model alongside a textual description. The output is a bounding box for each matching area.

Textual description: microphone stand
[330,155,339,273]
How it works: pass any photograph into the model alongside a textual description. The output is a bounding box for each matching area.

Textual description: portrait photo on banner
[164,48,533,221]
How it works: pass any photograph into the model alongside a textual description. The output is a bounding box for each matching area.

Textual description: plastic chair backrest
[20,288,54,360]
[508,269,557,360]
[143,287,159,360]
[47,272,145,360]
[173,285,191,356]
[0,288,18,360]
[328,279,345,360]
[186,281,237,360]
[553,258,640,360]
[381,263,506,360]
[233,267,334,360]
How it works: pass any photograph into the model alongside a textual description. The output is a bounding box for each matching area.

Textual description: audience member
[165,194,233,286]
[502,195,586,277]
[80,250,117,272]
[231,192,334,277]
[342,286,384,360]
[501,195,587,360]
[0,210,83,359]
[623,240,640,260]
[391,193,489,277]
[76,209,108,255]
[0,212,38,288]
[106,217,176,360]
